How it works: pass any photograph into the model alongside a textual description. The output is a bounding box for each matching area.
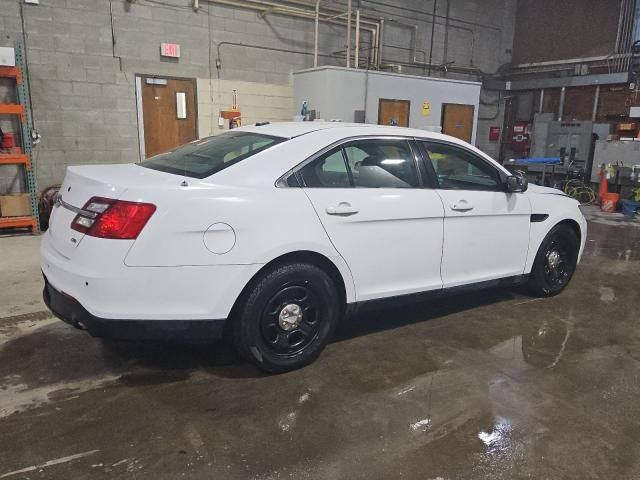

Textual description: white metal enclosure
[293,66,482,143]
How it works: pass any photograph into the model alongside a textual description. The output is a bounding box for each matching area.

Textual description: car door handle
[451,200,474,212]
[326,203,360,216]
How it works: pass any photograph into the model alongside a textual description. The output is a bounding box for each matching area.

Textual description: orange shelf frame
[0,216,37,231]
[0,66,21,84]
[0,103,26,120]
[0,153,30,169]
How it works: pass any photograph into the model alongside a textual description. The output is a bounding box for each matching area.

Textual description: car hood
[527,184,569,197]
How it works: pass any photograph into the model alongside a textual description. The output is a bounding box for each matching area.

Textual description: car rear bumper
[40,231,262,321]
[43,275,226,343]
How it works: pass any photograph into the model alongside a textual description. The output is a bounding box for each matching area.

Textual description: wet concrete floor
[1,209,639,479]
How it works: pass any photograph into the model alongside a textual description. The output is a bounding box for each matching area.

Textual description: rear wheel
[233,262,340,373]
[528,224,580,297]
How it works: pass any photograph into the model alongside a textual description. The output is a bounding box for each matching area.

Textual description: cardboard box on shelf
[0,193,32,217]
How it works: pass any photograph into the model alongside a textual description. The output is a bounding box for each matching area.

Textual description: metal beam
[507,72,630,91]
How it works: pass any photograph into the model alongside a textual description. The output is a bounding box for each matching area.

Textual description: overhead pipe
[273,0,479,70]
[385,19,419,63]
[623,0,635,70]
[538,89,544,113]
[314,0,320,66]
[282,0,499,33]
[208,0,378,68]
[207,0,479,74]
[442,0,450,75]
[210,0,377,28]
[427,0,437,76]
[592,85,601,122]
[361,3,476,67]
[355,9,360,68]
[378,18,384,68]
[614,0,634,72]
[370,27,378,68]
[346,0,352,68]
[380,59,483,77]
[558,87,566,121]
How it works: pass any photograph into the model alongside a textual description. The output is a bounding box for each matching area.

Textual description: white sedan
[41,122,587,372]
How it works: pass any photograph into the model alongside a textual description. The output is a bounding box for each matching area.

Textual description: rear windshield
[140,132,286,179]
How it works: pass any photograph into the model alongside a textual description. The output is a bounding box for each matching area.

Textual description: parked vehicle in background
[41,122,587,373]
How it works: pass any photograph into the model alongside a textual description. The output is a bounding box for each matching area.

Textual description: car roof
[208,121,512,184]
[235,121,454,141]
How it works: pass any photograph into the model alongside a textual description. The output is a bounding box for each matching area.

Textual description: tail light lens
[71,196,156,239]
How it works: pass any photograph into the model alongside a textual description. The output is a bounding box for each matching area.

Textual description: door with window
[299,138,444,301]
[141,77,197,158]
[421,141,531,287]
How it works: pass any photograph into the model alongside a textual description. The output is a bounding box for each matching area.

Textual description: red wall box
[489,126,501,142]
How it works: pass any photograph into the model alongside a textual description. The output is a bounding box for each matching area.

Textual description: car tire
[233,262,340,373]
[528,224,580,297]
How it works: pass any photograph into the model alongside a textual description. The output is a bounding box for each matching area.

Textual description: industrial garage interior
[1,0,640,478]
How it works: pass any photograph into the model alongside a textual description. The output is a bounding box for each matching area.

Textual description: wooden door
[442,103,475,143]
[141,77,197,158]
[378,99,410,127]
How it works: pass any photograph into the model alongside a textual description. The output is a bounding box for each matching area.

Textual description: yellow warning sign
[422,101,431,117]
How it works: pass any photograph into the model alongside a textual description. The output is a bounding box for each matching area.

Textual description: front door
[378,99,410,127]
[298,138,444,301]
[420,140,531,288]
[442,103,475,143]
[141,77,197,158]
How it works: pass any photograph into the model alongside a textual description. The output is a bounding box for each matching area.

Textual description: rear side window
[344,140,419,188]
[299,139,419,189]
[299,149,350,188]
[140,132,285,179]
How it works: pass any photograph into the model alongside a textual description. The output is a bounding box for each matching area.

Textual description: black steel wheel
[233,262,340,373]
[528,224,580,297]
[259,283,322,357]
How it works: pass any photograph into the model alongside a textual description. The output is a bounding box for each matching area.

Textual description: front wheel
[528,224,580,297]
[233,262,340,373]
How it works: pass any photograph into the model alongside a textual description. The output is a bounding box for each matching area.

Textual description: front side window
[140,132,285,179]
[422,142,501,191]
[343,140,419,188]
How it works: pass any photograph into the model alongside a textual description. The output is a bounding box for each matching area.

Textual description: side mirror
[506,172,528,193]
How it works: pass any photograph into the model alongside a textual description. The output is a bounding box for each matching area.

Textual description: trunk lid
[48,164,178,258]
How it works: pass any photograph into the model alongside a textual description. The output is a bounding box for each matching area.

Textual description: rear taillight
[71,196,156,239]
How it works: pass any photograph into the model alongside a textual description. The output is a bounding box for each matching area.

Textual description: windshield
[140,132,286,179]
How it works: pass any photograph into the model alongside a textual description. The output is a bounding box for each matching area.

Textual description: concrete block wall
[0,0,515,191]
[197,79,293,138]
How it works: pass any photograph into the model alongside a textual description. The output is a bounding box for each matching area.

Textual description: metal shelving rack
[0,41,39,233]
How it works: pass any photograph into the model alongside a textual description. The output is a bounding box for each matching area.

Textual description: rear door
[420,140,531,287]
[299,137,444,302]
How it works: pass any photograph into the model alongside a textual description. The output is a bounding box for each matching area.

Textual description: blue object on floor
[620,199,640,218]
[512,157,562,165]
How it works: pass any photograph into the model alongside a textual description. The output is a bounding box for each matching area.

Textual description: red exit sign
[160,43,180,58]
